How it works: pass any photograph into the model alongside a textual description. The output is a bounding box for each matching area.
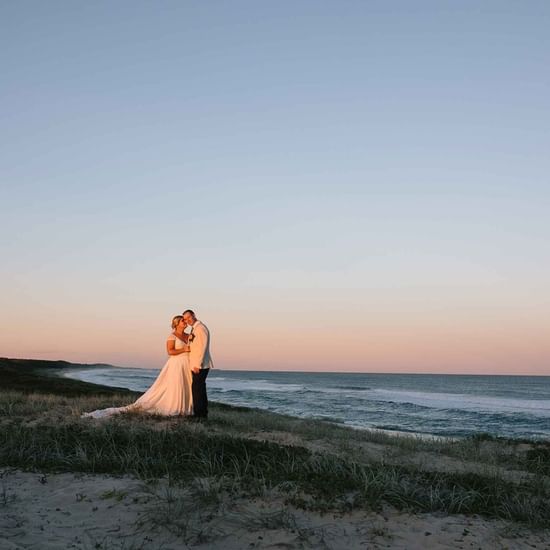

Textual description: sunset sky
[1,2,549,375]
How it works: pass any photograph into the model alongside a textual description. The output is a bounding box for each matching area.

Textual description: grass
[1,359,549,530]
[0,357,137,397]
[100,489,128,501]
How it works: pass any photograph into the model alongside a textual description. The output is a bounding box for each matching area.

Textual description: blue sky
[1,2,549,373]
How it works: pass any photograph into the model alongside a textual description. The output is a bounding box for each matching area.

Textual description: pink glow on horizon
[2,309,549,376]
[2,276,548,376]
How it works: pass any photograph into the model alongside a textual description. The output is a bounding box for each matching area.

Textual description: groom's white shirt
[188,320,214,371]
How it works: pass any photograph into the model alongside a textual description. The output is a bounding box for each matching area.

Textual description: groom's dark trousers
[192,368,209,418]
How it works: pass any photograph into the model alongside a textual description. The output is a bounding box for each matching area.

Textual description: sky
[1,1,549,375]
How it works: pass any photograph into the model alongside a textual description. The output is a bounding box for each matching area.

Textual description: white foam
[369,389,550,417]
[208,378,305,393]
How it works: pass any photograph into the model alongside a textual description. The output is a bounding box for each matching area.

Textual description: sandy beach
[1,359,549,549]
[2,469,549,550]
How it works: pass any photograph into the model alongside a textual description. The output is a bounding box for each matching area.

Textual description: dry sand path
[1,469,548,549]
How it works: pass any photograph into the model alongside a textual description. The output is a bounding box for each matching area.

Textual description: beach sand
[1,469,547,549]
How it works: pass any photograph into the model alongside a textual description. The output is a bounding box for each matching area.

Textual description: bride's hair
[171,315,184,329]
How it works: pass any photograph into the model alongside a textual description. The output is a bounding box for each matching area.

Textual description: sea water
[65,368,550,440]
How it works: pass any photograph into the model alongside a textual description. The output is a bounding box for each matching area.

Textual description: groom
[182,309,213,419]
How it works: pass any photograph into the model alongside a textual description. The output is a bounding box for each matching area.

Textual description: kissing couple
[83,309,213,420]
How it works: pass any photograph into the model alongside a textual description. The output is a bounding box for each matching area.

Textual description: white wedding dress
[82,334,193,419]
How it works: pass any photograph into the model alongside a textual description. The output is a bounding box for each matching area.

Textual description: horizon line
[5,357,547,378]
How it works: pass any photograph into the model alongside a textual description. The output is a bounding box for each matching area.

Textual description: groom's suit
[189,320,213,418]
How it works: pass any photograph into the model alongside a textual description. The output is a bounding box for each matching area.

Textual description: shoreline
[61,366,457,441]
[58,365,470,443]
[60,366,550,442]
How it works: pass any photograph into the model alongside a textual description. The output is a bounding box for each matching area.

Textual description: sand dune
[1,469,547,549]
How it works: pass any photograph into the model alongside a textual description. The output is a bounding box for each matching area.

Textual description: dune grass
[1,380,549,528]
[0,357,136,396]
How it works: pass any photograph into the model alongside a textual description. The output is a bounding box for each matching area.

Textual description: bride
[82,315,193,419]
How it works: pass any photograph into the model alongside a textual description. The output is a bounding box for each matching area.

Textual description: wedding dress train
[82,334,193,419]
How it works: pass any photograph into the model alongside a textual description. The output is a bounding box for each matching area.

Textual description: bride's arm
[166,339,190,355]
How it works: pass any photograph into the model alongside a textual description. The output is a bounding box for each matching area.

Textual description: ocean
[64,368,550,440]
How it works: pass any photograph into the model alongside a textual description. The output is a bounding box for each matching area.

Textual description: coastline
[1,358,549,549]
[61,362,550,441]
[63,367,457,445]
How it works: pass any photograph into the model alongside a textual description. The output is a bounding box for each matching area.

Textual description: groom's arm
[190,325,208,372]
